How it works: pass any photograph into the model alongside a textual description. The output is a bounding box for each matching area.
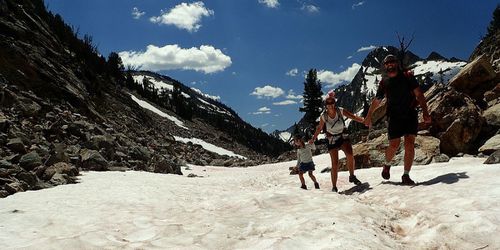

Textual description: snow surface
[191,87,221,101]
[411,60,466,84]
[174,136,246,159]
[130,94,188,130]
[279,132,291,142]
[1,156,498,249]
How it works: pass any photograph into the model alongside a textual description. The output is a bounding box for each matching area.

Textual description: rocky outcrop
[479,134,500,154]
[449,55,497,103]
[426,85,484,156]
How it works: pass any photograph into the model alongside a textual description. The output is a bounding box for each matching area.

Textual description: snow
[197,97,233,117]
[133,75,174,91]
[191,87,221,101]
[174,136,247,159]
[278,132,291,142]
[1,156,498,249]
[411,60,466,84]
[130,94,188,130]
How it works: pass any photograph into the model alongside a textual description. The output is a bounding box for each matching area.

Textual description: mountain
[0,0,289,198]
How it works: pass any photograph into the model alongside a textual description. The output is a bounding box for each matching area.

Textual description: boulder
[427,87,484,156]
[43,162,78,181]
[484,82,500,103]
[129,146,151,161]
[0,112,9,132]
[15,171,37,188]
[6,138,26,153]
[5,182,24,194]
[483,103,500,127]
[18,151,42,171]
[479,134,500,154]
[44,143,70,166]
[79,149,108,171]
[484,150,500,164]
[449,55,497,98]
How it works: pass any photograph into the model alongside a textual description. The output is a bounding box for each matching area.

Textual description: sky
[1,155,499,248]
[43,0,498,133]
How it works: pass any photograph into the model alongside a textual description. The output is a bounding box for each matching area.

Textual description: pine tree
[487,5,500,36]
[107,52,125,85]
[299,69,323,129]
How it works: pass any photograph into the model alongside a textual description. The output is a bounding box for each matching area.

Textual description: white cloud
[252,107,272,115]
[261,123,269,127]
[301,4,320,13]
[132,7,145,19]
[119,44,232,74]
[250,85,284,99]
[352,1,365,9]
[258,0,279,8]
[317,63,361,87]
[357,45,377,52]
[347,55,353,59]
[286,90,303,100]
[149,2,214,32]
[273,100,297,106]
[286,68,299,76]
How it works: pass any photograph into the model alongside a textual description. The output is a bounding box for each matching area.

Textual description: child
[310,90,365,192]
[294,134,319,190]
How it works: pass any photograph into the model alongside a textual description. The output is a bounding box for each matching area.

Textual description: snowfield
[0,155,499,249]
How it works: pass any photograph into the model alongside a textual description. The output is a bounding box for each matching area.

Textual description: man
[364,54,431,185]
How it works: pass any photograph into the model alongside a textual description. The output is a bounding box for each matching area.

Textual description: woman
[310,90,365,192]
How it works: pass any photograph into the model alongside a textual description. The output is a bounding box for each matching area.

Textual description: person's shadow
[339,183,372,195]
[381,172,469,186]
[416,172,469,186]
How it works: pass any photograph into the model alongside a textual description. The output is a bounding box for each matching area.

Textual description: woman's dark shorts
[327,136,349,151]
[387,113,418,140]
[299,162,315,172]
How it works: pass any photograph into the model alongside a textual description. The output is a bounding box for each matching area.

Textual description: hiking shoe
[331,186,338,193]
[349,175,362,185]
[381,165,391,180]
[314,182,320,189]
[401,174,415,185]
[301,184,307,190]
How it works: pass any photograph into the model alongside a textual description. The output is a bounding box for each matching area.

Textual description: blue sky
[44,0,498,133]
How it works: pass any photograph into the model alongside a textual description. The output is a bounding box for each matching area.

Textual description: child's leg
[329,149,339,187]
[308,170,317,183]
[298,171,305,186]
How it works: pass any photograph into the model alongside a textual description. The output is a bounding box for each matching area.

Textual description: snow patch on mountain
[173,136,246,159]
[130,94,188,130]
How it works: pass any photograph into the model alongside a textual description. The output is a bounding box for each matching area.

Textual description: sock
[404,170,410,175]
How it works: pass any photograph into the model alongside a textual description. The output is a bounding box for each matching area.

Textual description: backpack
[321,107,345,136]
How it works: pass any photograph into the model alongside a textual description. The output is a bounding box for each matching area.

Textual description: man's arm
[413,87,431,124]
[364,98,382,127]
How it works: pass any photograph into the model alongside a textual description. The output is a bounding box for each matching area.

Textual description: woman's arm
[342,109,364,124]
[309,116,325,144]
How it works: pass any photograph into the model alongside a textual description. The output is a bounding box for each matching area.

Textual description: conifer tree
[299,69,323,126]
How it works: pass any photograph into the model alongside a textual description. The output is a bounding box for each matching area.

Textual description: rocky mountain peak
[426,51,448,61]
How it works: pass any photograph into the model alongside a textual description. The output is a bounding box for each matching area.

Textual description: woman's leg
[341,141,355,176]
[308,170,317,183]
[329,149,339,187]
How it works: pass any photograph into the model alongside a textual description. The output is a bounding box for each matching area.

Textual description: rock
[187,173,199,178]
[479,134,500,154]
[15,171,37,188]
[0,113,9,132]
[87,135,115,150]
[43,162,78,181]
[16,97,42,117]
[18,151,42,171]
[79,149,109,171]
[129,146,151,161]
[427,87,484,156]
[484,82,500,103]
[0,190,9,198]
[483,103,500,127]
[449,55,497,98]
[44,143,70,166]
[5,182,24,194]
[484,150,500,164]
[413,136,441,165]
[0,159,13,169]
[49,173,75,186]
[6,138,26,153]
[431,154,450,163]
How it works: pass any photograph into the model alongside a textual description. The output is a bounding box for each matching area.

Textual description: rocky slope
[0,0,289,198]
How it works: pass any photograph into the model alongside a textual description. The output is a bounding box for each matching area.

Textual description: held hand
[423,113,432,124]
[363,117,372,128]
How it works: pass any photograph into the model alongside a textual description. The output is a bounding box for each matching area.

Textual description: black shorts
[387,113,418,140]
[327,136,349,150]
[299,162,315,172]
